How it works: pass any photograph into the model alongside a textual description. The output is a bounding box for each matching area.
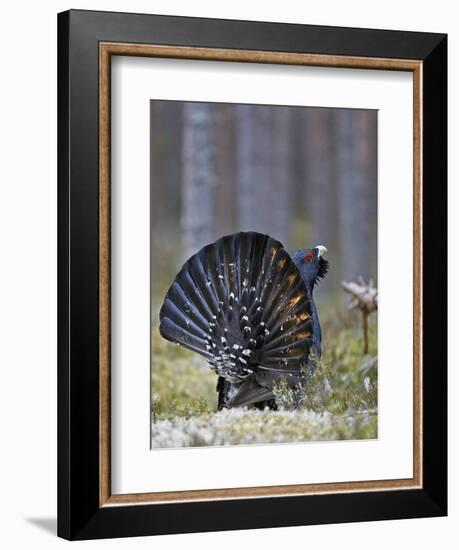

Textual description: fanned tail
[159,232,315,406]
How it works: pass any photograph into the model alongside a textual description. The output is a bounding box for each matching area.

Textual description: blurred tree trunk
[270,107,293,247]
[304,108,339,297]
[289,109,313,252]
[215,104,235,237]
[367,114,378,282]
[150,101,183,302]
[150,102,165,256]
[305,109,337,252]
[151,102,182,241]
[235,104,272,234]
[181,103,216,259]
[336,109,377,281]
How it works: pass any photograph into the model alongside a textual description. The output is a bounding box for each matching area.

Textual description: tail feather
[226,379,274,408]
[159,317,210,357]
[159,232,315,390]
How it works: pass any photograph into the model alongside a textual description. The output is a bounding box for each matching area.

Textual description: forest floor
[151,309,378,448]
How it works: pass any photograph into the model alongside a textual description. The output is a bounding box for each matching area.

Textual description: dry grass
[151,308,377,448]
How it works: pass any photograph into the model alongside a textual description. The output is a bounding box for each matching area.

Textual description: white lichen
[151,408,377,449]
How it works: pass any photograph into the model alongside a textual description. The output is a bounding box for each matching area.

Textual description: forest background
[150,100,377,308]
[150,101,379,446]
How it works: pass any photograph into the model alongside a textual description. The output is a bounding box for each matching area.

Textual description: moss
[151,330,217,419]
[151,306,378,447]
[151,408,377,448]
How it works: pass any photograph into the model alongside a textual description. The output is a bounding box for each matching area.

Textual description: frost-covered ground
[151,407,377,448]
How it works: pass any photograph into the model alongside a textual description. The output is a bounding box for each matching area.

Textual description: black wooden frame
[58,9,447,540]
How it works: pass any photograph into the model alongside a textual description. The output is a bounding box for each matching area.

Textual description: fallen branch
[342,278,378,354]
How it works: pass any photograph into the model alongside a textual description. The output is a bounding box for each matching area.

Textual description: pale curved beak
[314,245,327,258]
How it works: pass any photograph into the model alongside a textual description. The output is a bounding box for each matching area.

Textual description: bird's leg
[216,376,228,410]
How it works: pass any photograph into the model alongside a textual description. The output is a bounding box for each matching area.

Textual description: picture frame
[57,9,447,540]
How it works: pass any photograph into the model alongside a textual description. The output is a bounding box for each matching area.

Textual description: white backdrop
[111,58,413,494]
[0,1,456,549]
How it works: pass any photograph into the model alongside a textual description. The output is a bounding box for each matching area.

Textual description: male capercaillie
[159,231,328,409]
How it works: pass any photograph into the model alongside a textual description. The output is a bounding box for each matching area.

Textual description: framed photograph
[58,9,447,540]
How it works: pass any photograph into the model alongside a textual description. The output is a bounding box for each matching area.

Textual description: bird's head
[291,245,329,291]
